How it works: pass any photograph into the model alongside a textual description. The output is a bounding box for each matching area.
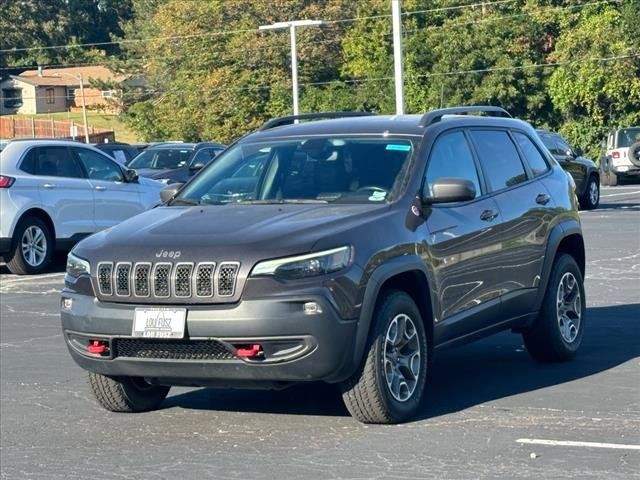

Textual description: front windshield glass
[128,147,193,170]
[175,136,414,205]
[617,128,640,148]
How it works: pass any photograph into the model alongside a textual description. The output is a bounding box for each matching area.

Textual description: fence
[0,116,115,143]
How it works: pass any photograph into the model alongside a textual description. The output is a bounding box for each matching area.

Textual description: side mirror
[123,169,138,183]
[422,177,476,204]
[189,161,206,171]
[160,183,184,203]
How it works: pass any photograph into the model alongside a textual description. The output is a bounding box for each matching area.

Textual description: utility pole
[391,0,404,115]
[259,19,323,116]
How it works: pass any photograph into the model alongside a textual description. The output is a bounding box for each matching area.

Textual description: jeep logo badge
[155,249,181,259]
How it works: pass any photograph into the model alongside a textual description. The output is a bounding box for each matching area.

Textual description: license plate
[132,308,186,339]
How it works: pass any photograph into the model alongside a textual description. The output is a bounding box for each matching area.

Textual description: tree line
[2,0,639,160]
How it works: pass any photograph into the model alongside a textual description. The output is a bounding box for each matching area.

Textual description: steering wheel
[355,185,386,193]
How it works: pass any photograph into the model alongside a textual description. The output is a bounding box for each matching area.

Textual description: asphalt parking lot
[1,185,639,480]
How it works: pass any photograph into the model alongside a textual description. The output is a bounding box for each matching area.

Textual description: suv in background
[94,142,140,166]
[537,129,600,210]
[127,142,225,184]
[62,108,586,424]
[600,127,640,186]
[0,139,163,274]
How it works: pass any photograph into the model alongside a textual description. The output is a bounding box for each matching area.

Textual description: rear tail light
[0,175,15,188]
[612,151,620,159]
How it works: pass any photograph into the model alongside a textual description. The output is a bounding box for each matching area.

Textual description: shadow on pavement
[163,303,640,420]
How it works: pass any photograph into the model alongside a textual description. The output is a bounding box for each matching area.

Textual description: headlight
[251,246,352,280]
[66,252,90,277]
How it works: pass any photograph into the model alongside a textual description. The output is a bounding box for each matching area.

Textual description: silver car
[0,139,164,274]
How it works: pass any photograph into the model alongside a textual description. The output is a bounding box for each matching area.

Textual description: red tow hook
[87,340,108,355]
[236,344,262,359]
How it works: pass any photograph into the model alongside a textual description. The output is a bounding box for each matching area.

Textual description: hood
[75,203,389,264]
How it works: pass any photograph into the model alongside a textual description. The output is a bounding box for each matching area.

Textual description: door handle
[480,209,498,222]
[536,193,551,205]
[94,185,107,191]
[42,183,56,189]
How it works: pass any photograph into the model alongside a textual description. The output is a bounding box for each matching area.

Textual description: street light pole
[391,0,405,115]
[259,19,323,116]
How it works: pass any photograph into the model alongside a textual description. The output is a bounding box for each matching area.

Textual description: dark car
[62,107,586,424]
[93,142,140,166]
[537,129,600,209]
[127,142,225,184]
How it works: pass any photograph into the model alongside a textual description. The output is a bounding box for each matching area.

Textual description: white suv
[0,139,164,274]
[600,127,640,186]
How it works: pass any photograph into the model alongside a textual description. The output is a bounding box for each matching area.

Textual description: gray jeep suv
[61,107,586,424]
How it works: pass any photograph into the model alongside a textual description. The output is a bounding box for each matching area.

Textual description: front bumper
[60,291,358,387]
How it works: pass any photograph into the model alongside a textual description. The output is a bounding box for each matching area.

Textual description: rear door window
[425,131,481,198]
[513,132,549,176]
[470,130,528,191]
[32,146,84,178]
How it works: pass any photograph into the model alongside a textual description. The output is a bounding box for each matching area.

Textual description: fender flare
[351,255,431,369]
[534,218,583,312]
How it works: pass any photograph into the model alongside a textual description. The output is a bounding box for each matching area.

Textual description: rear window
[513,132,549,176]
[470,130,528,191]
[617,128,640,148]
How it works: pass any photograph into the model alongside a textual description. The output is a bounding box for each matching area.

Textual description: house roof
[14,66,124,87]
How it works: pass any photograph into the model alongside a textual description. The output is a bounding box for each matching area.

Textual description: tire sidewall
[544,255,586,355]
[10,217,53,274]
[582,176,599,209]
[371,292,428,421]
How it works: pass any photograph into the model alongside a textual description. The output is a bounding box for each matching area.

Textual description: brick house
[0,66,132,115]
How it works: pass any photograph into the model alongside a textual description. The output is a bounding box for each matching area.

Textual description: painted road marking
[517,438,640,451]
[599,190,640,198]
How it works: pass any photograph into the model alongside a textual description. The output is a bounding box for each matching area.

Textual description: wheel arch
[535,220,585,312]
[352,256,434,371]
[13,208,56,247]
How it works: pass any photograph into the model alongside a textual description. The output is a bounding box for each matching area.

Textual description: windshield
[175,136,415,205]
[617,128,640,148]
[128,147,194,170]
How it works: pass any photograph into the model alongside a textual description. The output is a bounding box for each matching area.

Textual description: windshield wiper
[238,199,328,205]
[169,197,200,206]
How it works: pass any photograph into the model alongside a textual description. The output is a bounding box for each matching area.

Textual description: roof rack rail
[258,111,376,131]
[419,106,511,127]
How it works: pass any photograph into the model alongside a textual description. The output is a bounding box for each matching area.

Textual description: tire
[579,175,600,210]
[88,373,170,412]
[340,290,428,424]
[608,170,619,186]
[629,141,640,167]
[523,254,586,362]
[5,216,53,275]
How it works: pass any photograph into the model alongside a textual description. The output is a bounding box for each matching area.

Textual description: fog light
[61,297,73,310]
[303,302,322,315]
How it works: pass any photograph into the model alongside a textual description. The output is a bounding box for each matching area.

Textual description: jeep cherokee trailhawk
[61,107,587,423]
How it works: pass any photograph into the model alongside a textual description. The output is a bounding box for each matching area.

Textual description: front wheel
[579,175,600,210]
[341,290,428,424]
[523,254,586,362]
[88,373,170,412]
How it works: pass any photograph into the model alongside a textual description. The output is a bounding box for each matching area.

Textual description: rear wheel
[341,290,428,424]
[5,216,53,275]
[523,254,585,362]
[608,170,619,186]
[88,373,170,412]
[579,175,599,210]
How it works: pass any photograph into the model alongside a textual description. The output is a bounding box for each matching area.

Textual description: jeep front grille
[113,338,235,360]
[95,261,239,301]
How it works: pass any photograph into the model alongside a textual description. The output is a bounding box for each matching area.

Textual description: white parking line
[517,438,640,451]
[600,190,640,198]
[0,272,65,285]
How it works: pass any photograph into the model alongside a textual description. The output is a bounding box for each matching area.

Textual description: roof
[249,113,532,140]
[13,66,124,87]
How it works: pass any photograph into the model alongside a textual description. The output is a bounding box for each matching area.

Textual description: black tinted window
[425,131,480,198]
[34,146,84,178]
[513,133,549,176]
[20,149,36,174]
[74,148,123,182]
[539,133,561,155]
[470,130,528,191]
